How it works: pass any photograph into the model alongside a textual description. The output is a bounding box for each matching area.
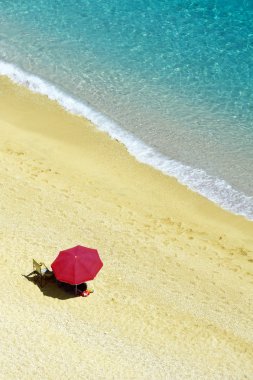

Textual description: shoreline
[0,75,253,379]
[1,60,253,221]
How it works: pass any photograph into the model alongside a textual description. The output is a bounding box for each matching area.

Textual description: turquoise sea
[0,0,253,219]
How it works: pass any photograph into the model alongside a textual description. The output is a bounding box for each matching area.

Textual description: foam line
[0,59,252,220]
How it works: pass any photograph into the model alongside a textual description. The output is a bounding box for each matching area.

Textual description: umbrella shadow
[22,274,77,300]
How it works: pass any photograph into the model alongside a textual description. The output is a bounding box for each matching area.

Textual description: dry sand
[0,76,252,379]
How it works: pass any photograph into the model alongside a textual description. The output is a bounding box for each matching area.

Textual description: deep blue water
[0,0,253,219]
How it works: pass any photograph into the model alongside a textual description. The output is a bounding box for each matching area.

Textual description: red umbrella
[51,245,103,285]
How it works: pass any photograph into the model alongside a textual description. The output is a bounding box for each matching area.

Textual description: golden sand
[0,76,252,379]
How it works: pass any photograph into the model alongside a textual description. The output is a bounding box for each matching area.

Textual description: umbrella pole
[75,285,77,296]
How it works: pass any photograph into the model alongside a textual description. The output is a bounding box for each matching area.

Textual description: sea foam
[1,60,252,221]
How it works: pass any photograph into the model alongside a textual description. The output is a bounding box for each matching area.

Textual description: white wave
[1,59,253,220]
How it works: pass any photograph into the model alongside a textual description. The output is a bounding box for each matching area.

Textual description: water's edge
[1,60,252,221]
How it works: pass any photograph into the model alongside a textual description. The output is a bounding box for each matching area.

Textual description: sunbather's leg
[26,270,37,277]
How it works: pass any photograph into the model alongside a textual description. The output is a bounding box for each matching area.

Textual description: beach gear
[76,282,95,297]
[80,289,93,297]
[26,260,53,287]
[51,245,103,285]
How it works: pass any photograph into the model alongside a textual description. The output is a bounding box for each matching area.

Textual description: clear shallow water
[0,0,253,219]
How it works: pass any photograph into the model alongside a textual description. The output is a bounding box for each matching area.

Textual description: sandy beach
[0,75,253,379]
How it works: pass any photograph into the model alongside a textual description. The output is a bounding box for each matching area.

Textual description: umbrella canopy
[51,245,103,285]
